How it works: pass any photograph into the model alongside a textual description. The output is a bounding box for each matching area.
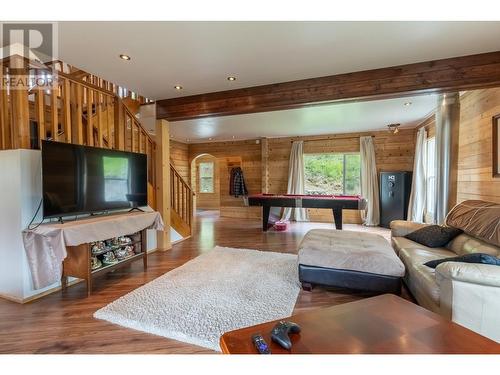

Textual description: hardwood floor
[0,211,411,354]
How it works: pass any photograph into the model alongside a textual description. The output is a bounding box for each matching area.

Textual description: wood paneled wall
[189,140,262,219]
[193,155,220,209]
[457,88,500,204]
[170,140,190,182]
[186,129,416,222]
[266,129,416,223]
[172,88,500,222]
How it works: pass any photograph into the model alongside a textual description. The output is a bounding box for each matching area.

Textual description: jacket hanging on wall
[229,167,248,197]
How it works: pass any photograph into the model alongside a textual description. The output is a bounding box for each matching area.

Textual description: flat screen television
[42,140,148,218]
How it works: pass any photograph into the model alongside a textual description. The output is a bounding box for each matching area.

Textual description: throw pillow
[424,253,500,269]
[404,225,462,248]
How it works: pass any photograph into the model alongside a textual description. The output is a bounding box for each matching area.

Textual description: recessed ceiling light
[208,137,213,140]
[227,76,237,81]
[119,54,131,61]
[404,102,412,106]
[174,85,183,90]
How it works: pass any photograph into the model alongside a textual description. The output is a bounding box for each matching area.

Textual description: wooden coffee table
[220,294,500,354]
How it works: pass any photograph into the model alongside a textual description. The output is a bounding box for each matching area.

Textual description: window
[425,137,436,223]
[199,161,214,193]
[304,153,361,195]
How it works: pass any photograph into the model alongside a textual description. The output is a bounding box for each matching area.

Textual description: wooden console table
[62,229,147,296]
[220,294,500,354]
[22,210,163,293]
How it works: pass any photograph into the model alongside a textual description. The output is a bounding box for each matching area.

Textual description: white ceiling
[148,93,438,143]
[57,21,500,100]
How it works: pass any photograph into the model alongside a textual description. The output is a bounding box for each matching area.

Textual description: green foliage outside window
[304,153,360,195]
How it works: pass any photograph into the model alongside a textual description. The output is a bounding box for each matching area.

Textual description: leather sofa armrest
[390,220,429,238]
[435,262,500,288]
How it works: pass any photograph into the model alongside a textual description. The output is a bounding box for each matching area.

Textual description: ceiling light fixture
[119,54,131,61]
[227,76,237,81]
[174,85,183,90]
[404,102,412,106]
[387,123,401,134]
[208,137,213,140]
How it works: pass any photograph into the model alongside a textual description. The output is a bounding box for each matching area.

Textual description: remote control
[252,334,271,354]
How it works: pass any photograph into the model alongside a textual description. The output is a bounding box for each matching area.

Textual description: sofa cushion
[392,236,428,255]
[398,247,456,305]
[404,225,463,248]
[445,200,500,247]
[298,229,405,277]
[424,253,500,269]
[446,234,500,257]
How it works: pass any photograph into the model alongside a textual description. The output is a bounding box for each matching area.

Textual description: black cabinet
[379,171,412,228]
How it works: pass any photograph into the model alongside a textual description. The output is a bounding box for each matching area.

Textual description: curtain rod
[290,135,374,143]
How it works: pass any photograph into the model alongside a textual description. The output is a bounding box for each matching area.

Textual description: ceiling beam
[156,51,500,121]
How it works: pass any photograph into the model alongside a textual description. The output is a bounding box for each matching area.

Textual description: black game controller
[270,321,301,350]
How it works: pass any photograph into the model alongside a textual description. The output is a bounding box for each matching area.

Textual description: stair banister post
[114,99,125,150]
[155,119,172,250]
[9,56,30,149]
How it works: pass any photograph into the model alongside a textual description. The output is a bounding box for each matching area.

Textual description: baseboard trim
[0,278,82,304]
[1,248,160,304]
[172,236,191,245]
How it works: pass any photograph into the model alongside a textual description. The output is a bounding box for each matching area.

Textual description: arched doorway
[190,154,220,214]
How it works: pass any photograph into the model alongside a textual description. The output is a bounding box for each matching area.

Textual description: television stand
[62,229,147,296]
[128,207,145,213]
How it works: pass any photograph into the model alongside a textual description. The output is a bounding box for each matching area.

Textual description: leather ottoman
[298,229,405,294]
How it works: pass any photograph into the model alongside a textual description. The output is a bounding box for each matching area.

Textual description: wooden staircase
[170,164,195,238]
[0,57,194,240]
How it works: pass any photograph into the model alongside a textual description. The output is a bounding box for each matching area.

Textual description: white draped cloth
[408,127,427,222]
[360,136,380,226]
[22,211,164,289]
[282,141,309,221]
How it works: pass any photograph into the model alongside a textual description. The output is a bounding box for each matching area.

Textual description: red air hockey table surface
[247,194,367,231]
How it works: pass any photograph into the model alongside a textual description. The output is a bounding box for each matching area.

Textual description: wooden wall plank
[170,140,190,182]
[50,86,58,142]
[106,96,114,148]
[96,92,103,147]
[86,89,94,146]
[457,87,500,204]
[72,83,83,144]
[187,129,416,223]
[189,140,262,216]
[10,79,30,149]
[62,79,72,142]
[114,100,124,150]
[35,88,46,147]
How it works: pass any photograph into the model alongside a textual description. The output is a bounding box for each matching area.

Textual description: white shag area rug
[94,246,300,351]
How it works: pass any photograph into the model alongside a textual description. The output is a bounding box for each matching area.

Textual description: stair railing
[170,163,195,235]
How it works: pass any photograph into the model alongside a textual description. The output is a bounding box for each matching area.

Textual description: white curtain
[360,136,380,226]
[282,141,309,221]
[407,128,427,222]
